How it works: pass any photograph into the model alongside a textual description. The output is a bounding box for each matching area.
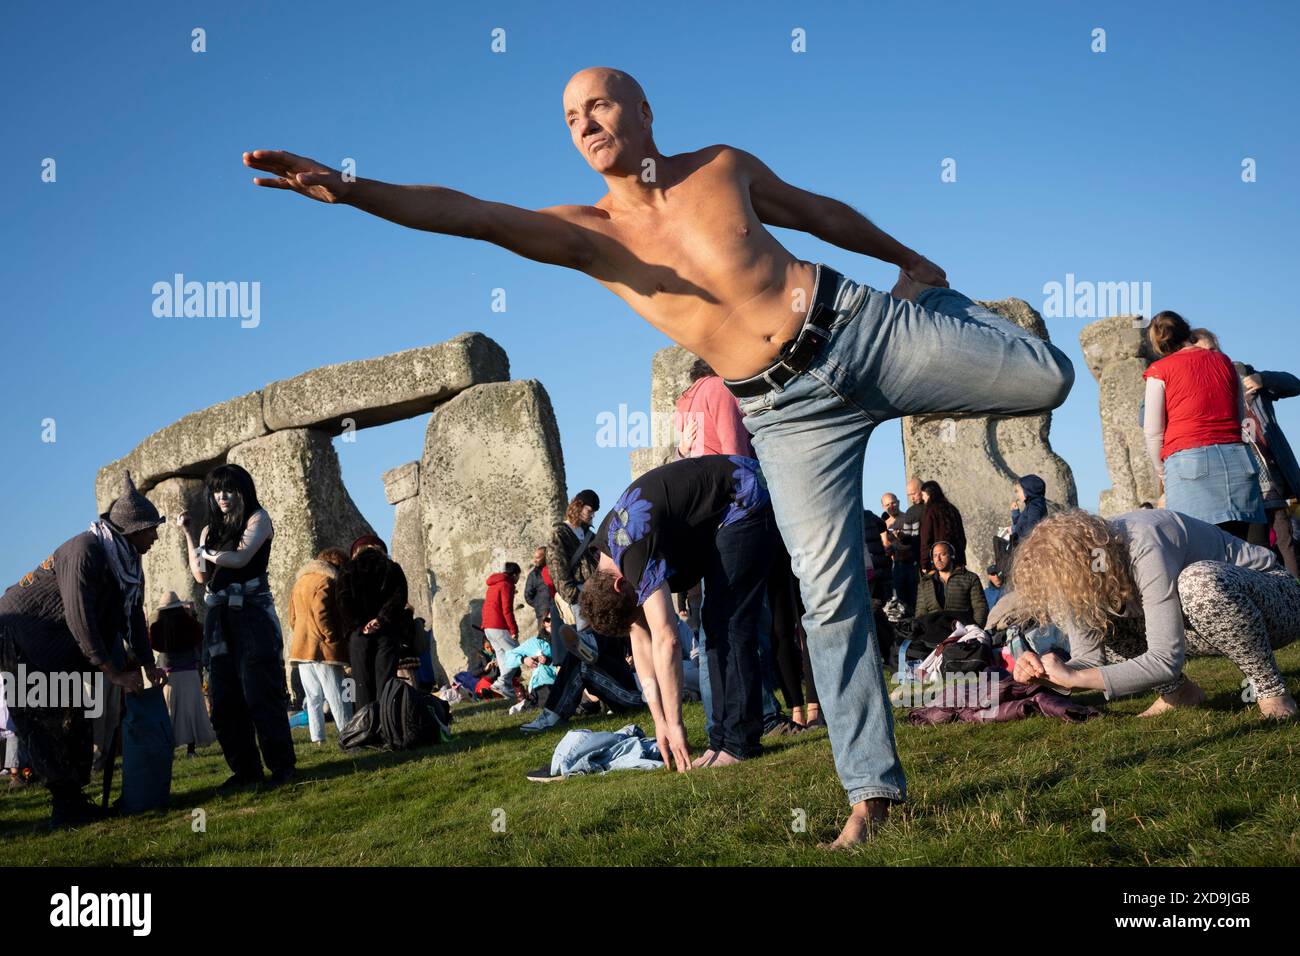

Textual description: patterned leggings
[1104,562,1300,700]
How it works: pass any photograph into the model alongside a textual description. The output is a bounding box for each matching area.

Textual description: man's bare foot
[708,750,745,767]
[690,749,717,769]
[890,268,937,303]
[1137,679,1207,717]
[820,799,891,850]
[1258,693,1298,720]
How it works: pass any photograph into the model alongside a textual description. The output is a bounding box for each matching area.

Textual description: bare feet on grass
[1258,693,1298,720]
[1137,679,1207,717]
[822,798,891,850]
[708,751,744,767]
[690,749,717,769]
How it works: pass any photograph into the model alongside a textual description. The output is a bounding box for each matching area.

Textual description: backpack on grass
[341,678,452,751]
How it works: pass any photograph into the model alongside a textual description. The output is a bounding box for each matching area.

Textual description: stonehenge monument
[101,306,1156,687]
[96,332,565,683]
[1078,315,1160,516]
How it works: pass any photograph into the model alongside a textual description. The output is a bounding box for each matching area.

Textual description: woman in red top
[1142,311,1264,539]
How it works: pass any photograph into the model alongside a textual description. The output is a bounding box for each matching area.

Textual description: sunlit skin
[244,65,949,849]
[243,67,946,382]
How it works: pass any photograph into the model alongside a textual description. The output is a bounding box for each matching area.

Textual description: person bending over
[1008,509,1298,720]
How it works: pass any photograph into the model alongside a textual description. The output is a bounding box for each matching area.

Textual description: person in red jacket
[483,562,521,698]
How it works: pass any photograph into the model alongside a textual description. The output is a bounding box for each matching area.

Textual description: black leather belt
[724,266,843,399]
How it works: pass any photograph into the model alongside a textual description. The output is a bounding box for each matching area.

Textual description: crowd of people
[5,67,1299,847]
[2,311,1298,841]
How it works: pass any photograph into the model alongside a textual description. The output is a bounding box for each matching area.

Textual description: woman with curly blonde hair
[1007,508,1299,719]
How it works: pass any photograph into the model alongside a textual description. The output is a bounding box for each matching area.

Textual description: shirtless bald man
[246,65,1075,848]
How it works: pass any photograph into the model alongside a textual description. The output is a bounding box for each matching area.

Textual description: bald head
[564,67,646,109]
[905,478,922,504]
[563,67,655,175]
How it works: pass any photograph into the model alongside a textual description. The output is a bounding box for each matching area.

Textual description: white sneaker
[489,679,510,699]
[507,699,527,715]
[521,709,562,733]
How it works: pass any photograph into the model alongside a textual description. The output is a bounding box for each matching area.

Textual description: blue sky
[2,0,1297,589]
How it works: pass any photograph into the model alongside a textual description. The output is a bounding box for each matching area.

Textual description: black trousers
[349,630,402,708]
[703,509,778,758]
[205,605,296,779]
[768,546,818,709]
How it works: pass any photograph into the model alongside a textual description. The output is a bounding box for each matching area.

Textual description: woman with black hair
[918,480,967,573]
[178,463,295,788]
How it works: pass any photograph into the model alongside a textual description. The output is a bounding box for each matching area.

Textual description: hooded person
[336,534,413,708]
[0,472,165,826]
[482,562,522,698]
[1010,475,1048,544]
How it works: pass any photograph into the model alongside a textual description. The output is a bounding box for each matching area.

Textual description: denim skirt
[1164,442,1265,525]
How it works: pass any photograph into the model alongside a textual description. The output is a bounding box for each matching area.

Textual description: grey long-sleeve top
[1064,509,1279,698]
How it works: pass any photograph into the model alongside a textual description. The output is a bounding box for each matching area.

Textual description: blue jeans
[298,661,353,742]
[697,625,713,739]
[736,264,1074,805]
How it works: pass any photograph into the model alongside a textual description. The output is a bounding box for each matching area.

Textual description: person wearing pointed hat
[149,591,216,756]
[0,472,166,827]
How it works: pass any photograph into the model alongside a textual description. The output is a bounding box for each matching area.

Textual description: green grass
[3,645,1299,866]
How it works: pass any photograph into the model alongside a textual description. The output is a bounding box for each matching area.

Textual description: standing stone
[227,429,374,631]
[1079,315,1159,516]
[384,460,442,683]
[142,477,210,622]
[902,298,1078,578]
[630,344,700,478]
[420,381,567,675]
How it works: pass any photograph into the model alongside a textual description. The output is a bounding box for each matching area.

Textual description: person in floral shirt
[581,455,776,770]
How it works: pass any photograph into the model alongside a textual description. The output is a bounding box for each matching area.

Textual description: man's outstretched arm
[733,147,946,286]
[244,150,599,271]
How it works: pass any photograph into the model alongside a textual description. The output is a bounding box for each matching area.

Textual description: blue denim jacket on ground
[550,723,663,777]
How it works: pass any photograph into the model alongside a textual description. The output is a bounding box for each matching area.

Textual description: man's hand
[902,254,948,288]
[146,664,168,687]
[1243,373,1264,398]
[657,720,692,773]
[1013,650,1046,684]
[363,618,381,635]
[244,150,352,204]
